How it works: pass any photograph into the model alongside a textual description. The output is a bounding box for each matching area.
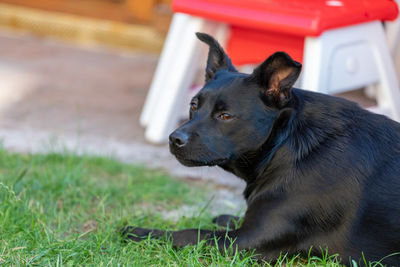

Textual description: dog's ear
[252,52,301,107]
[196,32,237,82]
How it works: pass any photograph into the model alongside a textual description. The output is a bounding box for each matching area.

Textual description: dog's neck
[221,89,353,204]
[219,110,295,203]
[220,136,294,204]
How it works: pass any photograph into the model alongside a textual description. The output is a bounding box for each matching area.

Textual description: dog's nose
[169,131,189,148]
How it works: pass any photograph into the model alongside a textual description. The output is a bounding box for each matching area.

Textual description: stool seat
[173,0,398,37]
[173,0,399,65]
[172,0,398,36]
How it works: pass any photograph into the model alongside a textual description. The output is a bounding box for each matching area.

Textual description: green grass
[0,147,351,266]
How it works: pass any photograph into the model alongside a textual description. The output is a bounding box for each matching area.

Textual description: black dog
[124,33,400,265]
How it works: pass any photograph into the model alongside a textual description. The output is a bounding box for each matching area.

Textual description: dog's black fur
[124,33,400,265]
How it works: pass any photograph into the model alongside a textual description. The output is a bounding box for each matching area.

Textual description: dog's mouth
[169,139,230,167]
[172,153,228,167]
[171,149,229,167]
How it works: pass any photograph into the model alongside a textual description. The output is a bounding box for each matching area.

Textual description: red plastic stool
[141,0,400,143]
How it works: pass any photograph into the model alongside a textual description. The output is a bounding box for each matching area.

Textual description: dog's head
[169,33,301,167]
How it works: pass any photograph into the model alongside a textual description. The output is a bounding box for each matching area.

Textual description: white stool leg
[301,36,326,93]
[140,13,199,127]
[144,14,205,143]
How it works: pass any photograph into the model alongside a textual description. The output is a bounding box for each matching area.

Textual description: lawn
[0,147,346,266]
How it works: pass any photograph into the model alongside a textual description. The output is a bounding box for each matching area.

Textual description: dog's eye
[190,102,198,112]
[218,113,233,121]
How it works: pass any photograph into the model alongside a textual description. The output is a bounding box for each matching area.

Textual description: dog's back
[283,89,400,264]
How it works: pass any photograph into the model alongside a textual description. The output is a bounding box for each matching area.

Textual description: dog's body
[124,33,400,265]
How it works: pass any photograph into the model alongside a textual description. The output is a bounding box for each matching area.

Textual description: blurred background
[0,0,172,50]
